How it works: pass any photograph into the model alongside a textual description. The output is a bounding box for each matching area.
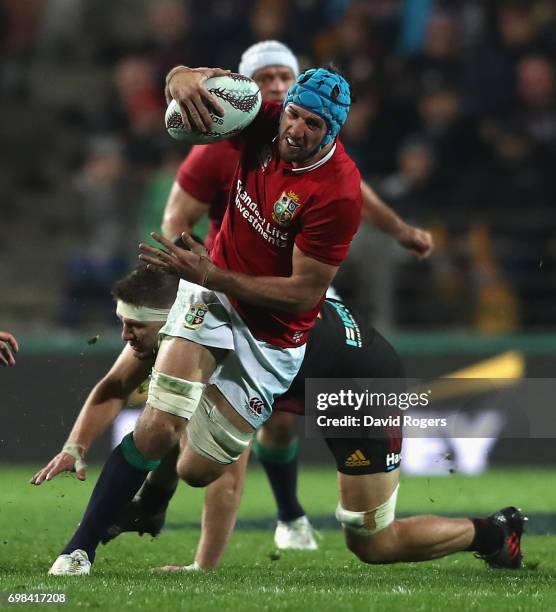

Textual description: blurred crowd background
[1,0,555,334]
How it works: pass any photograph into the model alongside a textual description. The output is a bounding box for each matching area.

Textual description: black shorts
[273,299,405,473]
[325,436,402,475]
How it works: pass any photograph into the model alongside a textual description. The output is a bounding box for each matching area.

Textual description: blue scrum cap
[283,68,351,148]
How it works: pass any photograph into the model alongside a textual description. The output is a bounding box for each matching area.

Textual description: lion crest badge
[183,302,208,330]
[272,191,301,227]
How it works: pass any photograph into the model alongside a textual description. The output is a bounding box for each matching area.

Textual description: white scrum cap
[238,40,299,78]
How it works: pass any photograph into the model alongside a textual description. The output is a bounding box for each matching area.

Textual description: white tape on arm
[62,442,87,472]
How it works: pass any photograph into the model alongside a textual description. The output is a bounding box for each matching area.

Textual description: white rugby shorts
[160,279,306,428]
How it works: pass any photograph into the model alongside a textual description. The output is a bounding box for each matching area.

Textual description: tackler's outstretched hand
[396,224,434,260]
[31,444,87,485]
[0,331,18,367]
[165,66,231,132]
[139,232,216,288]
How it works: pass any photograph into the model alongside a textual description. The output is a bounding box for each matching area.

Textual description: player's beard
[278,133,322,165]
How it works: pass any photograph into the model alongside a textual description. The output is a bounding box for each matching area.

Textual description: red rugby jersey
[211,101,362,348]
[176,140,238,250]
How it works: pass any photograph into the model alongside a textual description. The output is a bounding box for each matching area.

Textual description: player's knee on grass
[258,411,298,448]
[337,485,400,565]
[345,523,400,565]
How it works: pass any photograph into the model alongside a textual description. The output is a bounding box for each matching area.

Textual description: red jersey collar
[276,140,337,174]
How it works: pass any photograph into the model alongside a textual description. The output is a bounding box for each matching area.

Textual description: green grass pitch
[1,465,555,611]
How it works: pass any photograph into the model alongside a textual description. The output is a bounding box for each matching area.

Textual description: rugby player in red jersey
[159,41,433,552]
[139,64,524,573]
[45,61,365,574]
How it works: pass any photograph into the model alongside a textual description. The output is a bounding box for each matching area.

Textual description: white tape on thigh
[336,485,399,536]
[148,369,205,420]
[187,392,253,464]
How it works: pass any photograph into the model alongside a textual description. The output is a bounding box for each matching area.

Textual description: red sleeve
[295,191,362,267]
[176,144,224,204]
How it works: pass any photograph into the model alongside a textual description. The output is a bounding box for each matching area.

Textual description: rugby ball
[165,73,262,143]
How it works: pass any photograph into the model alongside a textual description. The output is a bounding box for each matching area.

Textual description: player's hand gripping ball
[166,73,262,143]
